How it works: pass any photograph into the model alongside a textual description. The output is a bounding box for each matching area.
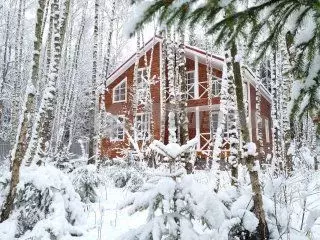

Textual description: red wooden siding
[101,40,273,160]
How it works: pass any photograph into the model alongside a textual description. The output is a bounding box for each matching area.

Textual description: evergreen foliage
[120,174,228,240]
[71,164,102,203]
[130,0,320,128]
[103,159,147,192]
[0,165,85,239]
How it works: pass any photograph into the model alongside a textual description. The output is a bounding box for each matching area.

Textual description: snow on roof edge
[105,35,224,87]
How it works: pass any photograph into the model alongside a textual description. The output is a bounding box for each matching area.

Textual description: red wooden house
[101,36,272,159]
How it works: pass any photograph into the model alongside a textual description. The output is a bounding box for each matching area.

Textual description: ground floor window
[110,116,125,141]
[135,113,150,140]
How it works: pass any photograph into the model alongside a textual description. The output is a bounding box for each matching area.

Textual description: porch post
[196,106,200,150]
[194,56,199,99]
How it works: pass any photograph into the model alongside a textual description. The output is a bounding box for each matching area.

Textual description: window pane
[212,78,221,96]
[114,80,126,101]
[212,113,219,133]
[187,71,195,99]
[135,114,150,140]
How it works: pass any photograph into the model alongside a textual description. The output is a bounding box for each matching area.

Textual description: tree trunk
[177,29,191,173]
[225,49,239,185]
[230,41,269,239]
[88,0,99,164]
[0,0,46,223]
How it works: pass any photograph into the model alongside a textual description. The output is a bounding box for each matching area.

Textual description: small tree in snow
[120,112,227,239]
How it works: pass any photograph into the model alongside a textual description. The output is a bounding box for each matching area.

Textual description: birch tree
[177,29,192,173]
[88,0,99,164]
[0,0,46,222]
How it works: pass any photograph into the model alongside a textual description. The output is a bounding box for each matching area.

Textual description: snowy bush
[103,159,148,192]
[120,173,228,239]
[52,153,87,173]
[0,165,85,240]
[71,164,102,203]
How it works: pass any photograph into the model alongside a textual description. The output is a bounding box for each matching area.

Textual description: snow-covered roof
[106,35,224,86]
[242,65,272,102]
[106,35,271,102]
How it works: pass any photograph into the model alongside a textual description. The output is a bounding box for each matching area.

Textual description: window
[113,78,126,102]
[259,60,271,92]
[137,68,148,88]
[265,119,270,143]
[256,115,262,139]
[135,113,150,140]
[110,116,125,141]
[186,71,195,99]
[212,77,221,96]
[211,112,219,134]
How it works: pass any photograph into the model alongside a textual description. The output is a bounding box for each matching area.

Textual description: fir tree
[129,0,320,131]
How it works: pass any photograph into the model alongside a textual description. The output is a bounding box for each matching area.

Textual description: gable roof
[106,35,224,87]
[106,35,271,102]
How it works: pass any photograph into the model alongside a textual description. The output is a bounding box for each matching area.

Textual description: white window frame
[110,115,125,141]
[134,113,151,141]
[265,118,270,143]
[256,115,262,139]
[137,67,149,89]
[186,70,195,99]
[112,78,127,103]
[211,77,222,97]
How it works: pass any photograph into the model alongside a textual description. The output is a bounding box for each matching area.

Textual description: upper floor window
[110,116,125,141]
[113,78,126,102]
[256,115,262,139]
[137,68,148,88]
[135,113,150,140]
[186,71,195,99]
[265,118,270,143]
[212,77,221,96]
[259,60,271,92]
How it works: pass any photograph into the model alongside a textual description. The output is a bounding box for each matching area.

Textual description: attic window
[113,78,127,102]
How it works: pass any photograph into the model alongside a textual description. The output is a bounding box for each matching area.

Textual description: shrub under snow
[0,165,85,240]
[71,164,102,203]
[103,159,147,192]
[120,173,229,239]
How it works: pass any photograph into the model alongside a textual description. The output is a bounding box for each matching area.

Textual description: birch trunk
[159,32,167,142]
[281,41,293,173]
[177,29,191,173]
[0,12,11,121]
[97,0,116,164]
[225,49,239,185]
[11,0,25,145]
[56,4,86,157]
[0,0,46,222]
[24,0,71,165]
[88,0,99,164]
